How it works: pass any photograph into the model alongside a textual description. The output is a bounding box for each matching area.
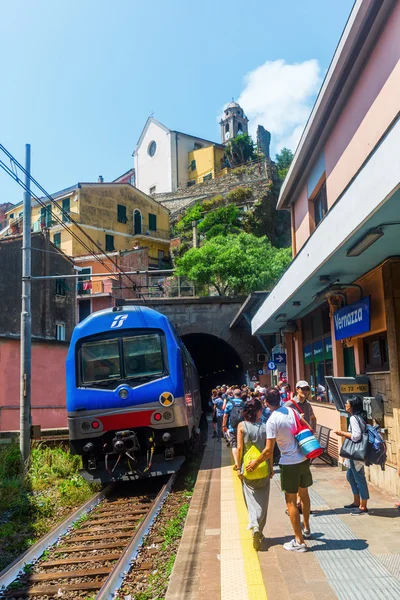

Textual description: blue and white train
[66,304,203,482]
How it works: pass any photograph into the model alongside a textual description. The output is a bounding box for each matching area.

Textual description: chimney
[98,175,104,183]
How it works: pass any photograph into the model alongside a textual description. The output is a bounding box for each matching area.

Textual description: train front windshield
[79,331,166,388]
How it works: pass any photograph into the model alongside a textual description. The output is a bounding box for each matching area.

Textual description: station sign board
[273,353,286,365]
[325,376,370,411]
[333,296,371,341]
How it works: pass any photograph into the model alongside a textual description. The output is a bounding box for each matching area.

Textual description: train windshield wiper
[84,379,118,388]
[126,375,154,383]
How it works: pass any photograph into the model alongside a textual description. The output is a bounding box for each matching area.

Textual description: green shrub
[225,186,253,204]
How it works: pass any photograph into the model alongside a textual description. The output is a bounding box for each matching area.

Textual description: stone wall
[155,159,274,219]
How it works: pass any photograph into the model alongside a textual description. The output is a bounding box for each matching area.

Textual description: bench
[311,424,335,466]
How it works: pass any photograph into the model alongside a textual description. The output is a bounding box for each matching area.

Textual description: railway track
[0,476,175,599]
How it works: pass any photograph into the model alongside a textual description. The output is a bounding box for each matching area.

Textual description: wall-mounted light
[319,275,330,284]
[346,228,384,257]
[292,301,301,307]
[275,313,287,322]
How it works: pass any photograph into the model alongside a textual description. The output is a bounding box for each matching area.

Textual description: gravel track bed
[1,493,154,600]
[116,489,192,600]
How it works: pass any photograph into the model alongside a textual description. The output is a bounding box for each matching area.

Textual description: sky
[1,0,354,205]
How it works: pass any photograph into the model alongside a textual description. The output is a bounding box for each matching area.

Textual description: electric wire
[0,145,151,319]
[0,144,139,290]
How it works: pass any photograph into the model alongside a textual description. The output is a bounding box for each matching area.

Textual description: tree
[198,204,241,239]
[275,147,293,181]
[224,134,256,167]
[176,232,292,296]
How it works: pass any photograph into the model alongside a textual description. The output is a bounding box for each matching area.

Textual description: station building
[252,0,400,496]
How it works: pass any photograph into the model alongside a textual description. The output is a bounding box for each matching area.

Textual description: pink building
[252,0,400,495]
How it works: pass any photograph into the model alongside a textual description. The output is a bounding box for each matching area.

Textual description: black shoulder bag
[339,416,368,461]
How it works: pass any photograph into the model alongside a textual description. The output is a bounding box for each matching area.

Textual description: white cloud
[233,59,323,156]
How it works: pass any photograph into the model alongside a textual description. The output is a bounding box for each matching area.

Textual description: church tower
[220,101,249,144]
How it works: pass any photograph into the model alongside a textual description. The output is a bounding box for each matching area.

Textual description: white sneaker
[302,526,311,538]
[283,539,307,552]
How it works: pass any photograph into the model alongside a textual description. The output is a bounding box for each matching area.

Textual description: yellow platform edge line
[232,468,268,600]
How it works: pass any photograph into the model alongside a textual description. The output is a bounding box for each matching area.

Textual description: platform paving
[166,431,400,599]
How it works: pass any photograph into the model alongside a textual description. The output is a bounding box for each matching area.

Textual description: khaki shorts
[280,460,313,494]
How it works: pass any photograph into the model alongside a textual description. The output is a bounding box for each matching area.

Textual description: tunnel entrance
[181,333,245,409]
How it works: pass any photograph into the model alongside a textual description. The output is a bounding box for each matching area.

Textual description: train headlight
[81,421,90,431]
[154,413,162,421]
[91,420,100,429]
[118,388,129,399]
[162,432,171,442]
[163,411,172,420]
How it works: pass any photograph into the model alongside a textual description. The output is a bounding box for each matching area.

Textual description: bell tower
[220,100,249,144]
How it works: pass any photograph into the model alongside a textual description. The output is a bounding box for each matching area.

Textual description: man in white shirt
[245,387,313,552]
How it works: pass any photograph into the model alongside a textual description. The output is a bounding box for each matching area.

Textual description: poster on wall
[333,296,371,341]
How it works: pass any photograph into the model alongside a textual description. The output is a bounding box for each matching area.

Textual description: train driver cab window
[123,333,164,379]
[81,339,121,384]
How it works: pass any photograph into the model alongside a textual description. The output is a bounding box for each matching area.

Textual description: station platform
[166,430,400,600]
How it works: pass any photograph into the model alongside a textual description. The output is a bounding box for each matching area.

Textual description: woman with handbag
[235,398,273,551]
[335,396,370,515]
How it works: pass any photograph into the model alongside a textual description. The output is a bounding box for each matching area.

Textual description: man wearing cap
[286,381,316,433]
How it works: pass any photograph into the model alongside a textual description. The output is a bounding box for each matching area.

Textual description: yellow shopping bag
[242,445,269,480]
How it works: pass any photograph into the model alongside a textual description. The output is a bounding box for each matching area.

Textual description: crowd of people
[210,380,371,552]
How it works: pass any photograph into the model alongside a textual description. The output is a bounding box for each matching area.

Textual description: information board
[325,376,370,411]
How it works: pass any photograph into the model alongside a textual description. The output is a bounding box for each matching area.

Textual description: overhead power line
[0,144,141,290]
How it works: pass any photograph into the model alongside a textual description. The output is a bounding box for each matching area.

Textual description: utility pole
[20,144,31,466]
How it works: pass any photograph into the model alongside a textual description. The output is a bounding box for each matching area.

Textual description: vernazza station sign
[334,296,371,341]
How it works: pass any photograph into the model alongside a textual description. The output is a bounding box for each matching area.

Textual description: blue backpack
[365,425,387,470]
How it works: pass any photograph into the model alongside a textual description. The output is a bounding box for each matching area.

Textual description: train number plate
[339,384,369,394]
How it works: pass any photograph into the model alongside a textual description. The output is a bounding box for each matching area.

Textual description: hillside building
[3,182,170,264]
[133,117,227,195]
[219,101,249,143]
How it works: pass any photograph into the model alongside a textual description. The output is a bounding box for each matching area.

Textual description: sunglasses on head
[300,386,310,392]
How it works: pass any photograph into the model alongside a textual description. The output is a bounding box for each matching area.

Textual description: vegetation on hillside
[0,443,98,571]
[223,133,256,167]
[170,145,294,296]
[176,232,291,296]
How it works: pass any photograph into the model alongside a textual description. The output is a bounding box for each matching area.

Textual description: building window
[105,234,115,251]
[203,173,212,182]
[302,304,333,403]
[55,278,67,296]
[364,333,389,372]
[117,204,127,223]
[148,141,157,157]
[53,232,61,248]
[41,205,52,227]
[56,322,66,341]
[149,213,157,231]
[134,209,142,235]
[190,160,196,171]
[77,268,91,295]
[62,198,70,222]
[314,182,327,227]
[9,213,14,219]
[149,186,156,195]
[194,143,203,150]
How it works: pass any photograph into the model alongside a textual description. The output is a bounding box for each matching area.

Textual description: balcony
[77,278,114,296]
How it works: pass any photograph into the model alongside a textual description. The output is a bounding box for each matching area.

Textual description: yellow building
[4,182,170,262]
[188,145,227,184]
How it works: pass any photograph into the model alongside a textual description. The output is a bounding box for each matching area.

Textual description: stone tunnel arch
[181,333,245,406]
